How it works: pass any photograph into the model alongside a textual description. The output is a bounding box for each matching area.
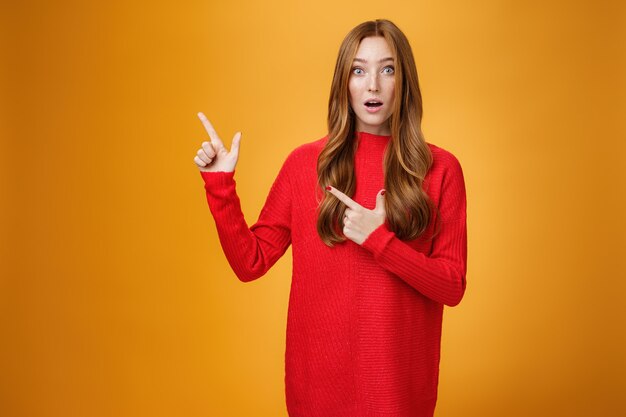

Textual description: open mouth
[364,99,383,108]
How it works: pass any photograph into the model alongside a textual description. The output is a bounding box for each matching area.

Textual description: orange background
[2,1,625,416]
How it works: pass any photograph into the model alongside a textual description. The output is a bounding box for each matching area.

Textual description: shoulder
[272,135,327,181]
[283,135,328,165]
[426,142,465,186]
[291,135,328,156]
[427,142,463,172]
[425,142,466,220]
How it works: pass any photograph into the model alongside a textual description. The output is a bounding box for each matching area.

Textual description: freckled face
[348,36,396,136]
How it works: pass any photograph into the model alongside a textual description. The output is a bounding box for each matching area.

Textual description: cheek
[385,85,396,112]
[387,79,396,99]
[385,80,396,115]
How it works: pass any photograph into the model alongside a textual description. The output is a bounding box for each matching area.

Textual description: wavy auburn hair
[316,19,438,247]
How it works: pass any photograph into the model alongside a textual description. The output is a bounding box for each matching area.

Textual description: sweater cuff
[361,222,396,256]
[200,170,236,187]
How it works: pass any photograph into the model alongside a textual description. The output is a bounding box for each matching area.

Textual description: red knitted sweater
[200,131,467,417]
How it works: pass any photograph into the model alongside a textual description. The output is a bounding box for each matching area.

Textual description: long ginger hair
[316,19,437,246]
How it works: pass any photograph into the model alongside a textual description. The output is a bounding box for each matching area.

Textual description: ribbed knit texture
[200,131,467,417]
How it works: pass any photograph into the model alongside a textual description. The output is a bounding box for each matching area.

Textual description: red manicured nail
[325,186,331,191]
[381,190,386,195]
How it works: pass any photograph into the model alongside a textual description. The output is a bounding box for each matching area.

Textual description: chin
[360,116,391,129]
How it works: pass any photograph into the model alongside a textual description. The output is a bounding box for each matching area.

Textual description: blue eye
[383,66,395,74]
[352,67,364,75]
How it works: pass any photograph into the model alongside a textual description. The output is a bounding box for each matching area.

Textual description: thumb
[229,131,242,159]
[375,189,386,212]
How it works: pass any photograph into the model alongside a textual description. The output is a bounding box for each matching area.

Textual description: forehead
[353,36,393,61]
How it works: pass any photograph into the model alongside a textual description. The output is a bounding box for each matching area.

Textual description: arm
[361,154,467,306]
[200,157,292,282]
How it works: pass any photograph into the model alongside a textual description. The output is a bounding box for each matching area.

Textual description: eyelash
[352,66,395,75]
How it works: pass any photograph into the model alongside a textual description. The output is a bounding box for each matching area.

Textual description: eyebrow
[352,57,394,63]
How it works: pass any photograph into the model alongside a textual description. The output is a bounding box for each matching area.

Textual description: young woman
[194,19,467,417]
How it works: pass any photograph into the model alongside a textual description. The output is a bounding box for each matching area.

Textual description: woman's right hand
[194,112,242,173]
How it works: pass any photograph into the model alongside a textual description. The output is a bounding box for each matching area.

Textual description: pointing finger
[197,112,225,148]
[325,185,361,210]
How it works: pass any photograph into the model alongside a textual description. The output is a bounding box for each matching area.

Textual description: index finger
[326,186,361,210]
[197,112,224,147]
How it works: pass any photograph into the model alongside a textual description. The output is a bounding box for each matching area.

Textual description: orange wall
[2,1,625,416]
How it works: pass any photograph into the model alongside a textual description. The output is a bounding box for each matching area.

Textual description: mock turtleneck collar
[355,131,391,141]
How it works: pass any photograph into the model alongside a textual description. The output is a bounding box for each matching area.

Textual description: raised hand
[194,112,242,173]
[325,186,386,245]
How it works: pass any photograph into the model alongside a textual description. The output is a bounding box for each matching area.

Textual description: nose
[368,73,379,92]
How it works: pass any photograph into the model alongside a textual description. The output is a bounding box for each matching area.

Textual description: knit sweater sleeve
[199,157,292,282]
[361,152,467,306]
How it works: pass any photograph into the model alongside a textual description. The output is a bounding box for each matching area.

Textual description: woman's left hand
[326,186,386,245]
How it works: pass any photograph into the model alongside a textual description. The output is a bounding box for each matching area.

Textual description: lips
[362,98,384,113]
[364,98,383,108]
